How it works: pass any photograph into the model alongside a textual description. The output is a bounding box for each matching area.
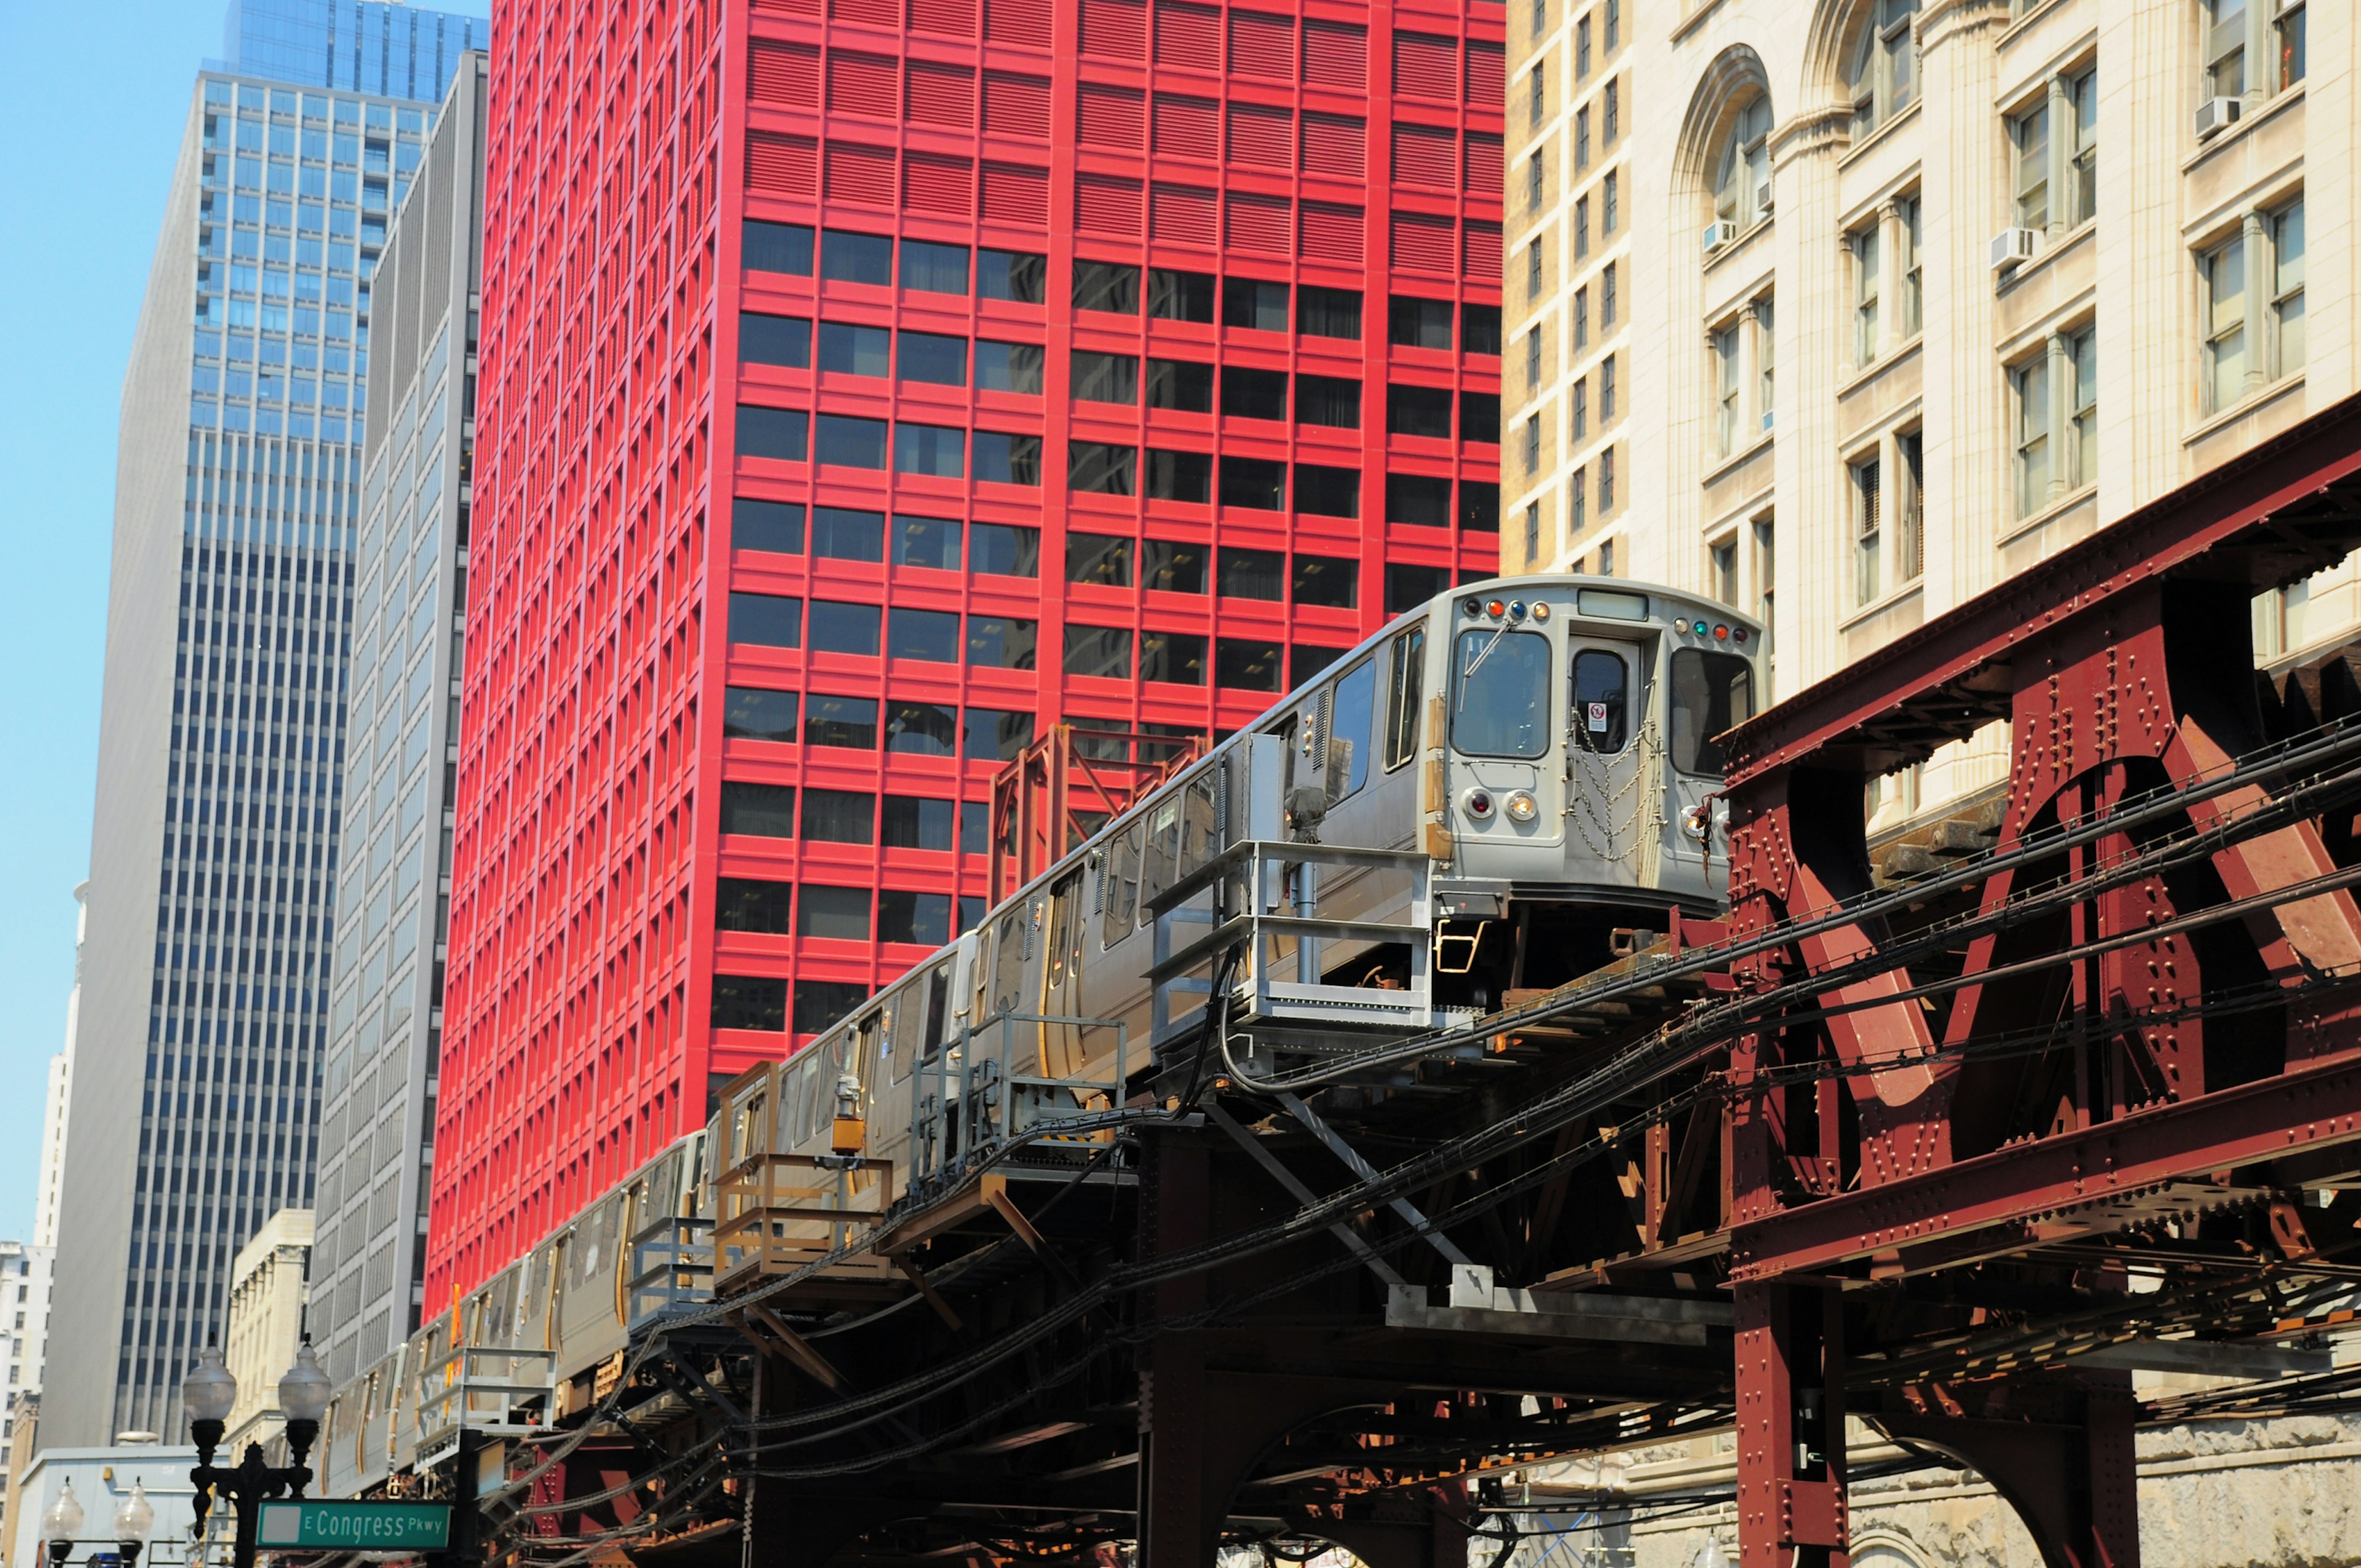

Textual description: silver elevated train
[315,574,1763,1492]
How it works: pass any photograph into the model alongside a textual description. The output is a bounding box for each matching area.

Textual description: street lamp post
[41,1480,84,1568]
[182,1338,336,1568]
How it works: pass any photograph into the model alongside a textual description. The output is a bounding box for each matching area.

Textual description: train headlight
[1462,788,1497,821]
[1503,789,1539,823]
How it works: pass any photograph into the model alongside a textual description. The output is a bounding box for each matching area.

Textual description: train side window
[1103,824,1142,948]
[1670,648,1756,774]
[1452,629,1552,758]
[1383,628,1426,769]
[1326,658,1377,800]
[923,963,951,1054]
[1570,650,1631,754]
[1139,798,1182,913]
[891,988,922,1078]
[991,911,1027,1018]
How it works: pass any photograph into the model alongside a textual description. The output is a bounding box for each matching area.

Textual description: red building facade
[432,0,1501,1298]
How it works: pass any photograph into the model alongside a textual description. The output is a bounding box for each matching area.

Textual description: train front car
[1415,575,1763,1005]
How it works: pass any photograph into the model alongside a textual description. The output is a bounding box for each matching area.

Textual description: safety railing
[627,1213,716,1328]
[906,1011,1130,1193]
[1147,839,1440,1044]
[413,1343,558,1465]
[713,1151,896,1294]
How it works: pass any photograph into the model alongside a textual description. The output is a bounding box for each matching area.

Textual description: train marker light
[1504,790,1539,823]
[1463,789,1497,820]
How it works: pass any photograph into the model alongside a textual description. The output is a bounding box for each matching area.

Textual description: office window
[799,886,872,942]
[802,788,876,844]
[722,687,801,743]
[1895,430,1923,583]
[713,976,787,1032]
[822,230,895,285]
[1752,515,1776,630]
[1391,296,1454,350]
[1852,452,1882,604]
[1574,195,1589,259]
[1067,532,1134,587]
[1223,277,1290,331]
[1389,384,1453,439]
[2068,69,2096,226]
[2068,328,2097,489]
[2278,0,2307,87]
[1575,14,1591,76]
[1897,198,1922,337]
[888,605,962,663]
[1146,448,1214,502]
[1710,538,1738,606]
[899,331,968,386]
[1466,303,1501,355]
[728,592,802,648]
[1525,328,1542,393]
[809,601,880,655]
[734,498,805,555]
[1140,631,1208,684]
[1532,0,1545,38]
[1293,554,1358,608]
[1714,97,1773,227]
[1217,639,1284,692]
[1295,463,1359,518]
[2011,96,2049,232]
[882,796,957,851]
[1599,353,1616,420]
[1220,457,1286,510]
[1386,473,1453,527]
[879,891,952,947]
[1528,240,1544,300]
[1853,224,1880,366]
[1064,625,1134,680]
[965,707,1035,762]
[1604,0,1619,48]
[1602,171,1618,234]
[794,980,868,1035]
[1074,259,1141,314]
[1600,263,1616,325]
[813,505,885,561]
[1575,106,1591,170]
[1569,466,1587,532]
[714,878,795,934]
[966,617,1040,669]
[1570,376,1588,440]
[1522,415,1540,475]
[974,430,1042,485]
[902,239,970,294]
[2205,0,2246,98]
[1220,548,1285,600]
[1150,267,1217,322]
[1299,286,1362,340]
[971,522,1041,577]
[737,406,808,462]
[1070,441,1139,495]
[1713,323,1741,457]
[1469,390,1505,442]
[1072,350,1139,404]
[721,782,799,838]
[1463,480,1500,532]
[2204,229,2247,411]
[1529,150,1545,213]
[1573,286,1589,350]
[1222,367,1289,420]
[740,312,812,368]
[1602,79,1618,142]
[745,219,815,275]
[1523,503,1541,564]
[815,413,888,468]
[1848,0,1917,135]
[818,323,891,377]
[975,340,1045,393]
[2012,351,2052,516]
[1750,304,1768,431]
[1530,64,1546,130]
[1599,446,1615,511]
[980,248,1048,302]
[2274,199,2307,376]
[1297,374,1361,428]
[1147,358,1215,411]
[1145,540,1207,593]
[895,423,965,477]
[896,515,962,570]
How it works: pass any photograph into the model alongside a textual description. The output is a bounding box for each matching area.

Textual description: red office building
[430,0,1501,1296]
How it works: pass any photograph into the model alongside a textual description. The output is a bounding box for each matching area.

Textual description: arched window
[1849,0,1918,134]
[1714,96,1774,229]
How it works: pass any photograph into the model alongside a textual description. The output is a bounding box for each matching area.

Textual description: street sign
[254,1502,452,1551]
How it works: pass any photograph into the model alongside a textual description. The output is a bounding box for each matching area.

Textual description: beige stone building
[220,1208,313,1456]
[1504,0,1636,580]
[1511,0,2351,744]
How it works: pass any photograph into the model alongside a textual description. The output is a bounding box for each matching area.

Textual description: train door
[1661,644,1758,899]
[1040,870,1086,1077]
[1565,638,1646,878]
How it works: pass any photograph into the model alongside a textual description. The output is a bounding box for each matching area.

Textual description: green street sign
[255,1501,453,1551]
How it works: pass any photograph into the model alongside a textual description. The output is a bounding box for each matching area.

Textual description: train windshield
[1669,648,1757,774]
[1450,629,1551,757]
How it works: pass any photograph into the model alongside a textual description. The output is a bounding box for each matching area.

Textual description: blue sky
[0,0,486,1244]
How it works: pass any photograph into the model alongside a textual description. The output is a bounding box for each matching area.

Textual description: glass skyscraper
[44,0,484,1449]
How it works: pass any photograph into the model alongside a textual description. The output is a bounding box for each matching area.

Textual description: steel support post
[1734,1283,1846,1568]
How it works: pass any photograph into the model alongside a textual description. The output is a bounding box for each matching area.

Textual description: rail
[907,1010,1131,1194]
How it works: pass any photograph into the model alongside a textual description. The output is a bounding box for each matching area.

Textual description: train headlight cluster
[1463,597,1544,623]
[1463,788,1497,821]
[1503,789,1539,823]
[1684,617,1750,644]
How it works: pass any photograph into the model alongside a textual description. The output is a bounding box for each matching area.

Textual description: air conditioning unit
[1755,181,1775,216]
[1702,219,1739,254]
[1990,227,2041,272]
[2194,96,2242,140]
